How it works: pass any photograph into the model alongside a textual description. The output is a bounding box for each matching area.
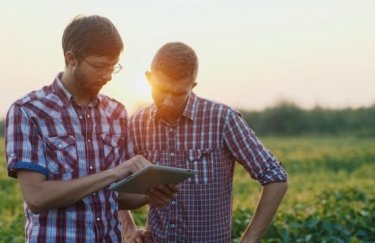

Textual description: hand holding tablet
[109,165,196,194]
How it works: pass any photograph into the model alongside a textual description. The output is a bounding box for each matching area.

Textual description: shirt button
[79,115,83,119]
[169,128,174,132]
[93,192,96,196]
[89,166,94,170]
[87,139,91,143]
[170,224,175,228]
[87,114,91,118]
[170,152,175,157]
[170,200,176,205]
[58,144,63,148]
[96,217,100,221]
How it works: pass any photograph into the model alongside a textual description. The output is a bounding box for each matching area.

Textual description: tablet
[109,165,196,194]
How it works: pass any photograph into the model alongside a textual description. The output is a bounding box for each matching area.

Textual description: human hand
[145,184,179,207]
[122,226,152,243]
[115,155,152,181]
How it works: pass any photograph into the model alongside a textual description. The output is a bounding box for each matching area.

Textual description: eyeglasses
[82,58,123,74]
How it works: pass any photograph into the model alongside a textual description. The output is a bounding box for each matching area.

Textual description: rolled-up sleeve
[6,103,48,178]
[223,109,287,185]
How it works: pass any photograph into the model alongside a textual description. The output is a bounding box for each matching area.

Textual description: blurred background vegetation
[1,102,374,242]
[240,102,375,137]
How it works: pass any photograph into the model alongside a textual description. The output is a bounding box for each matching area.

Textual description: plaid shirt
[6,73,128,243]
[128,93,288,242]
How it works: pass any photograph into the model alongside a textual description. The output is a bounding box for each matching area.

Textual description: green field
[1,136,374,242]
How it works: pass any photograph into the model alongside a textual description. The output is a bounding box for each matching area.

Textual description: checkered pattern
[128,93,287,242]
[5,73,129,243]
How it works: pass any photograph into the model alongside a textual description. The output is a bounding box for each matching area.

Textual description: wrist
[143,194,150,205]
[109,167,121,182]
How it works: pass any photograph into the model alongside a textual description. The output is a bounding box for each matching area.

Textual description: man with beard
[5,15,176,242]
[119,42,288,242]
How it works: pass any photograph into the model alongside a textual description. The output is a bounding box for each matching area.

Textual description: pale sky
[1,0,374,119]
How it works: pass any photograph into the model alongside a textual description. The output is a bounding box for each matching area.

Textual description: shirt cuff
[258,164,288,185]
[8,161,49,178]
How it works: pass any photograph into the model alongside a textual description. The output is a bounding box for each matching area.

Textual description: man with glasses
[5,15,176,242]
[119,42,288,242]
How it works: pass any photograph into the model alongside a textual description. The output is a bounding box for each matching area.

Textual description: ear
[65,51,77,66]
[145,71,152,83]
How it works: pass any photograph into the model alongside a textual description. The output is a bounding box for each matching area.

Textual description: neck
[61,71,94,107]
[163,116,178,126]
[159,108,185,126]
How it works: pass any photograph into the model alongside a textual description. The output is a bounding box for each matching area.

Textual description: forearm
[18,155,152,213]
[241,181,288,242]
[18,169,118,213]
[118,193,148,210]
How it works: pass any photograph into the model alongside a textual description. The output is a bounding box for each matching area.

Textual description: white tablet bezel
[109,165,196,194]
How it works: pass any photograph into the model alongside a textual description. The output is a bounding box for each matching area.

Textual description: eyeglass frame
[82,58,123,74]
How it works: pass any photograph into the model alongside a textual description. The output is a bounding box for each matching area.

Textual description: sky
[1,1,374,119]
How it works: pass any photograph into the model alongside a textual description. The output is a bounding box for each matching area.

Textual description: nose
[101,71,112,82]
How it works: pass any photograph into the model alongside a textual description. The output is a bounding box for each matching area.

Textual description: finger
[142,230,152,238]
[148,187,170,201]
[125,236,139,243]
[139,158,153,169]
[132,157,146,171]
[125,229,145,243]
[143,233,153,242]
[146,194,166,207]
[141,230,153,241]
[146,192,167,207]
[167,183,179,193]
[132,234,143,243]
[155,186,175,200]
[132,158,151,171]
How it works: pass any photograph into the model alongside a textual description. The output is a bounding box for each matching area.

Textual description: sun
[103,73,153,114]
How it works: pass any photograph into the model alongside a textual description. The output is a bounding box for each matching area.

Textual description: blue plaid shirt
[6,73,129,242]
[128,93,288,242]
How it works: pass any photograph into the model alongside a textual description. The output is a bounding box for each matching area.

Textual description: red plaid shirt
[128,93,287,242]
[6,73,129,242]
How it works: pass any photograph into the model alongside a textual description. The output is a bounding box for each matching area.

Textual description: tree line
[1,102,374,137]
[241,102,375,137]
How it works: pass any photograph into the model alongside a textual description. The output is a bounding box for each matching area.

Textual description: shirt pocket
[185,149,213,184]
[101,133,125,169]
[44,135,77,174]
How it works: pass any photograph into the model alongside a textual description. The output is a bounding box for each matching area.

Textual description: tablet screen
[109,165,196,194]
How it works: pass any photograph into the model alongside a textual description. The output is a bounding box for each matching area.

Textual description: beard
[73,68,104,99]
[154,95,189,124]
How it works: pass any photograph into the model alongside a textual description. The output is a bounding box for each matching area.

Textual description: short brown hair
[62,15,123,62]
[152,42,198,81]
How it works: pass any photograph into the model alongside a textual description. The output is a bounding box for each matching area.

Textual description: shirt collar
[52,72,100,108]
[182,92,198,121]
